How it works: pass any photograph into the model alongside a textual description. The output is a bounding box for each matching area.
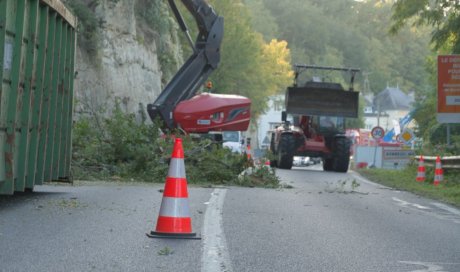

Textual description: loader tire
[323,158,334,171]
[333,137,350,173]
[277,133,295,169]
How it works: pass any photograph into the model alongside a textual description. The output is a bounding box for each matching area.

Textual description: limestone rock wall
[73,0,181,121]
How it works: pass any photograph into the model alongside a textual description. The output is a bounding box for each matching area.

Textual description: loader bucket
[285,82,359,118]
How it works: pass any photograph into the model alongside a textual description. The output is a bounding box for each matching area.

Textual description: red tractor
[270,65,360,172]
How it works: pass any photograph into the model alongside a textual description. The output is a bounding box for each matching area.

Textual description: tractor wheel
[333,137,350,173]
[323,158,334,171]
[269,133,278,167]
[277,133,295,169]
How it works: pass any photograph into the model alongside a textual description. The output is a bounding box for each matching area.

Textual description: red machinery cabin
[174,93,251,133]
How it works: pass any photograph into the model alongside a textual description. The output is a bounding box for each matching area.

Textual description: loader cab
[312,116,345,136]
[282,111,345,136]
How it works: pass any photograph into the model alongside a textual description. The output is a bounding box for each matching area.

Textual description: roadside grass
[356,165,460,207]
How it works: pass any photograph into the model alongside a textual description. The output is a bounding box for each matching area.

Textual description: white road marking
[201,189,233,272]
[392,197,431,210]
[431,202,460,216]
[399,261,460,272]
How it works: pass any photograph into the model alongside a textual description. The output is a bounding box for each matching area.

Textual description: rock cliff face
[73,0,181,121]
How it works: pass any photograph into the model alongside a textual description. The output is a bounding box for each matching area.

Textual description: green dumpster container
[0,0,76,194]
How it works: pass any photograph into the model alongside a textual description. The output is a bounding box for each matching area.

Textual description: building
[363,85,414,133]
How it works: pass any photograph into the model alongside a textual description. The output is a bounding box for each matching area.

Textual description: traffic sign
[371,126,385,139]
[400,128,415,144]
[437,55,460,123]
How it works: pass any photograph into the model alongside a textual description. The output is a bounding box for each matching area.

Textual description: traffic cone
[246,144,252,160]
[416,155,425,182]
[147,138,200,239]
[433,156,443,186]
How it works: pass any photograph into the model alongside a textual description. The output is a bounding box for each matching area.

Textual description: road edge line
[201,188,233,272]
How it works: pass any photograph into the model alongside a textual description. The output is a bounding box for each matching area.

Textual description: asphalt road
[1,166,460,272]
[0,183,213,272]
[224,165,460,272]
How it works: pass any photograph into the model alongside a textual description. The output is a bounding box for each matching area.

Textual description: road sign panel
[437,55,460,123]
[400,128,414,144]
[371,126,385,139]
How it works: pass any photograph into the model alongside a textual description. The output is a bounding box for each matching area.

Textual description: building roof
[374,86,414,111]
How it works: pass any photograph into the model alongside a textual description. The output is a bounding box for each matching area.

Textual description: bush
[72,105,280,187]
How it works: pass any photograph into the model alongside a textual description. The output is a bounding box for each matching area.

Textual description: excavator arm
[147,0,224,129]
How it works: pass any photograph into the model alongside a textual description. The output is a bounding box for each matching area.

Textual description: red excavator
[147,0,251,133]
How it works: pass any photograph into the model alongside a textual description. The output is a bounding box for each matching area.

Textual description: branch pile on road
[72,107,280,188]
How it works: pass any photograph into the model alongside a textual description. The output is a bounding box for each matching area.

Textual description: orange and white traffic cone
[416,155,425,182]
[147,138,200,239]
[433,156,443,186]
[246,144,252,160]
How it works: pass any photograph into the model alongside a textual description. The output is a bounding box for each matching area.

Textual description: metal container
[0,0,76,194]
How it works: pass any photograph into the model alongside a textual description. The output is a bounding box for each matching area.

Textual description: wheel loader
[270,65,360,172]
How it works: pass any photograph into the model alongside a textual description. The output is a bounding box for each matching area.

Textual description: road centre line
[201,189,233,272]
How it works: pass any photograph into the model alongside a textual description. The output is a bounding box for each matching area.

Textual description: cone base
[146,231,201,240]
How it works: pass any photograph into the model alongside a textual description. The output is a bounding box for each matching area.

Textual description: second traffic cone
[433,156,443,186]
[147,138,200,239]
[416,155,425,182]
[246,144,252,160]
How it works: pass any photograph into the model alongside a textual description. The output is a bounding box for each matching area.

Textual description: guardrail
[414,156,460,169]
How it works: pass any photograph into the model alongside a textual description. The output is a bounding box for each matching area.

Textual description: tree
[206,0,293,118]
[390,0,460,53]
[169,0,293,119]
[389,0,460,149]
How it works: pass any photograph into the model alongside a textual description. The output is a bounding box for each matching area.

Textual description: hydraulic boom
[147,0,250,132]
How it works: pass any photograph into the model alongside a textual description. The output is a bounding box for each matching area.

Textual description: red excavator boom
[147,0,251,132]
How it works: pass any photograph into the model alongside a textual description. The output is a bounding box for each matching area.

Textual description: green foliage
[247,0,432,94]
[235,166,281,188]
[389,1,460,148]
[135,0,179,83]
[184,143,247,185]
[244,0,279,41]
[72,102,280,187]
[205,0,293,119]
[72,105,167,181]
[358,166,460,207]
[64,0,99,56]
[390,0,460,53]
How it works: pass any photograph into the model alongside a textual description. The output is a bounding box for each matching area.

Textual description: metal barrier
[0,0,76,194]
[415,156,460,169]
